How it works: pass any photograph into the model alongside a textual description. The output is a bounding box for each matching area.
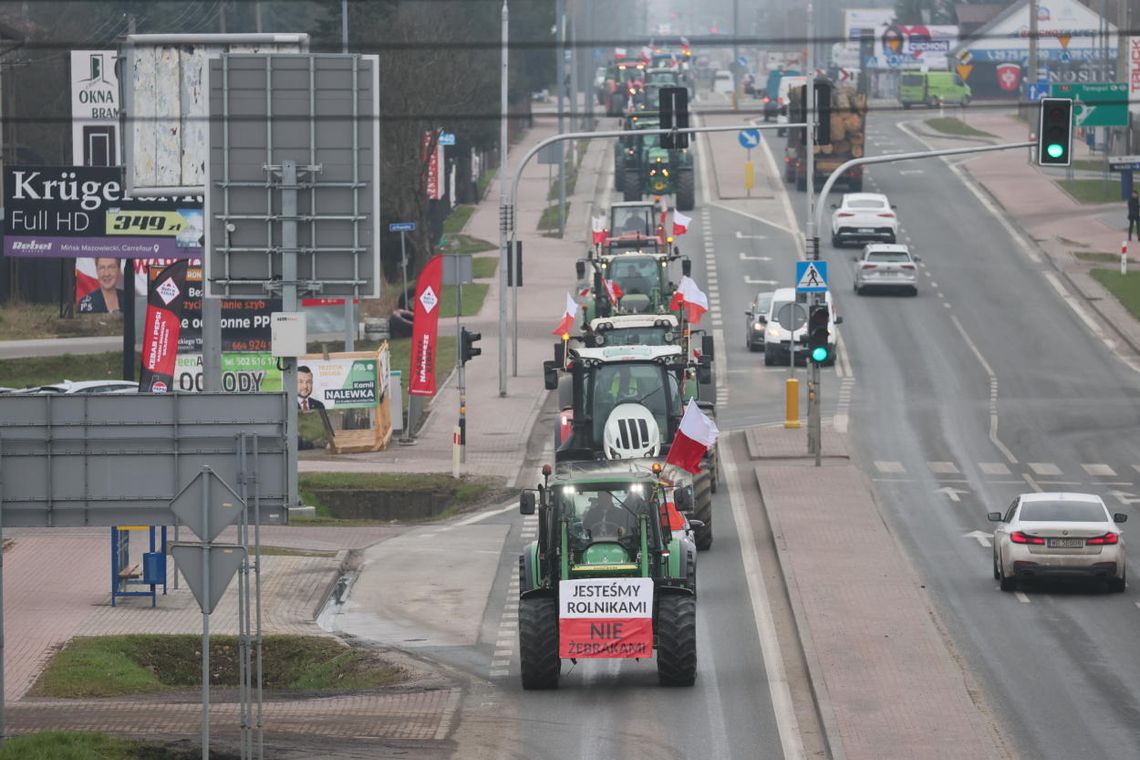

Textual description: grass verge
[441,205,475,236]
[472,256,498,279]
[476,168,497,200]
[438,233,496,255]
[1071,158,1112,173]
[923,117,996,139]
[0,304,125,341]
[538,202,571,232]
[1075,252,1131,264]
[298,472,493,523]
[29,634,404,698]
[0,731,215,760]
[1057,179,1123,204]
[0,352,128,389]
[1090,269,1140,319]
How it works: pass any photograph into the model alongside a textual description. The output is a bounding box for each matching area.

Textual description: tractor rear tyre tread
[614,154,625,192]
[676,169,696,211]
[623,169,642,202]
[519,597,560,689]
[656,595,697,686]
[693,472,713,550]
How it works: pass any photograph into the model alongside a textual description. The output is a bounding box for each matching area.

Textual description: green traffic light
[1046,143,1065,159]
[811,346,829,363]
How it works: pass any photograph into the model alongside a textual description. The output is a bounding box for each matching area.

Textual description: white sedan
[988,492,1127,593]
[830,193,898,247]
[853,244,919,296]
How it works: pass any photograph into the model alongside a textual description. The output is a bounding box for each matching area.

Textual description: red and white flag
[552,292,578,336]
[592,216,607,245]
[408,255,444,397]
[669,275,709,324]
[604,278,623,303]
[672,210,691,236]
[658,196,669,226]
[665,399,720,474]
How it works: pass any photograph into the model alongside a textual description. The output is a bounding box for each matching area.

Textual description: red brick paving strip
[757,461,1004,760]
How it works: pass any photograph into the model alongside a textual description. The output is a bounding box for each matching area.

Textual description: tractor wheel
[519,597,560,689]
[656,595,697,686]
[795,168,807,192]
[676,169,696,211]
[623,170,642,202]
[692,470,713,551]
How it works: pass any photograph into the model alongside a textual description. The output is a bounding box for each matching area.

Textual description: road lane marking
[457,499,518,526]
[949,314,1018,465]
[928,461,960,474]
[1028,462,1062,476]
[722,441,805,760]
[1021,472,1044,493]
[979,462,1012,475]
[875,461,905,474]
[1015,592,1031,603]
[1081,463,1117,477]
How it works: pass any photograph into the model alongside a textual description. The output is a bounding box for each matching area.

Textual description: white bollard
[452,426,462,478]
[1123,241,1130,276]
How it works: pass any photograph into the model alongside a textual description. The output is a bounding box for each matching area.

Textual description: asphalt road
[775,106,1140,758]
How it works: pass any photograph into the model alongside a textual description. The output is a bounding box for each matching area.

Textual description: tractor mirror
[834,315,844,325]
[697,365,712,384]
[682,257,692,277]
[687,519,705,531]
[543,361,559,390]
[576,260,586,280]
[520,492,536,515]
[701,334,714,360]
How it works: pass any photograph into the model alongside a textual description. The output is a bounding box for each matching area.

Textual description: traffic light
[460,327,482,364]
[1038,98,1072,166]
[814,80,832,146]
[660,86,689,149]
[807,304,831,364]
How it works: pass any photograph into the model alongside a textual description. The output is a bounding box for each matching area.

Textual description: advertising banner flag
[559,578,654,658]
[139,260,189,392]
[408,255,444,397]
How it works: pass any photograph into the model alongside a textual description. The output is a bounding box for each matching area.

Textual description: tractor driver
[583,491,635,538]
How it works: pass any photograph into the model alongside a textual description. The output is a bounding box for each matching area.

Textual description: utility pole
[806,0,821,457]
[569,3,578,133]
[1028,0,1038,88]
[732,0,740,111]
[556,0,567,237]
[341,0,349,54]
[498,0,509,397]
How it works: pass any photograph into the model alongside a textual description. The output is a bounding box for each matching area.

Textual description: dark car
[744,290,774,351]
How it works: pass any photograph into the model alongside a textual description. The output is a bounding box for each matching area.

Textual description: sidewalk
[299,114,610,485]
[904,108,1140,358]
[747,427,1006,760]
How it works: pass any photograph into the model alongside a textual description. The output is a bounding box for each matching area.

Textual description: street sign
[170,543,247,614]
[955,63,974,82]
[1109,156,1140,172]
[738,129,762,149]
[737,55,748,68]
[775,302,808,331]
[795,261,828,293]
[389,221,416,232]
[1059,51,1071,64]
[1050,82,1128,127]
[169,468,244,543]
[438,131,456,146]
[1027,81,1050,102]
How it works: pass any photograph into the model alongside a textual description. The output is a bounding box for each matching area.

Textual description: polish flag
[604,278,623,303]
[592,216,607,245]
[672,210,691,236]
[614,48,627,59]
[657,196,669,226]
[669,275,709,324]
[665,399,720,474]
[552,292,578,336]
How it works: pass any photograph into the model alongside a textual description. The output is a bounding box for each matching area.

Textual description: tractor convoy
[518,45,716,685]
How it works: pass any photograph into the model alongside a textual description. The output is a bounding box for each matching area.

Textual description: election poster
[297,357,380,412]
[558,578,654,659]
[139,260,188,392]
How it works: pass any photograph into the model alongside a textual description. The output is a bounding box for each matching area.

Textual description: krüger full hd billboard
[2,166,203,260]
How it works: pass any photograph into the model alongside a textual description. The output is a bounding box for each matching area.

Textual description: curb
[754,463,846,760]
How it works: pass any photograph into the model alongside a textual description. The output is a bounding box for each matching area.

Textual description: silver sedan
[988,492,1127,592]
[853,244,919,296]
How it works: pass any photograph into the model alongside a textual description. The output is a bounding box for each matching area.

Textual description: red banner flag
[139,260,189,393]
[408,255,444,396]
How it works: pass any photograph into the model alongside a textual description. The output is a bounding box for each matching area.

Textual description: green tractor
[614,113,659,195]
[623,142,695,212]
[577,228,688,322]
[542,345,719,550]
[517,464,697,689]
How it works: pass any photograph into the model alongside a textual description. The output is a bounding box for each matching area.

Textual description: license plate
[1047,538,1085,548]
[857,227,874,233]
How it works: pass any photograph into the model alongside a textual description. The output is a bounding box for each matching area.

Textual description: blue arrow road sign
[438,132,456,146]
[795,261,829,293]
[738,129,762,149]
[1027,81,1050,102]
[737,56,748,68]
[389,222,416,233]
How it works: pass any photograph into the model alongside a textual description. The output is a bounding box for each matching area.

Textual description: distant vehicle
[21,380,140,394]
[762,287,842,367]
[830,193,898,247]
[988,492,1127,593]
[784,79,867,192]
[774,75,806,136]
[853,244,919,296]
[744,290,775,351]
[899,71,971,109]
[762,69,799,121]
[712,70,734,96]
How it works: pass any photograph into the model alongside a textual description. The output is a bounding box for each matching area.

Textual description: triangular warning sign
[956,63,973,82]
[796,262,827,290]
[1058,34,1071,49]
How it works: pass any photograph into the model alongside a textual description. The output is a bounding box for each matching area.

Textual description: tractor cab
[607,200,665,242]
[585,314,680,348]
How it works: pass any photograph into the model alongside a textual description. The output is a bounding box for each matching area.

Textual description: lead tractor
[518,463,697,689]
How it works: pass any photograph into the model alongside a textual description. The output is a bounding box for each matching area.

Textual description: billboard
[71,50,120,166]
[3,166,203,259]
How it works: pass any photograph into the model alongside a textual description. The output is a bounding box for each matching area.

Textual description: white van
[762,287,842,366]
[775,75,806,135]
[712,70,735,95]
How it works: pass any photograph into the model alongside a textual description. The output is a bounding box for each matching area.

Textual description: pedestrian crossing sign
[795,261,828,293]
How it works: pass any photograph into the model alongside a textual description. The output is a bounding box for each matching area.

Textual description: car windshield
[755,293,773,313]
[847,199,886,210]
[587,362,671,447]
[1019,500,1108,522]
[608,257,660,293]
[612,208,653,235]
[867,251,911,263]
[769,300,792,320]
[902,74,924,87]
[600,327,671,346]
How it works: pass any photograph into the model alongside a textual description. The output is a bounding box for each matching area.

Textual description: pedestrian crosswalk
[488,511,538,679]
[874,459,1136,483]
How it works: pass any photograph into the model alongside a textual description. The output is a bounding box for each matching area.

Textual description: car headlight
[753,323,765,331]
[766,325,780,338]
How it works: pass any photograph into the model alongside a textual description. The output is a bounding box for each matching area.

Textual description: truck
[784,80,867,193]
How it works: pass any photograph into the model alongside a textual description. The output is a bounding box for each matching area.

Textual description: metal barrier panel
[0,392,289,527]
